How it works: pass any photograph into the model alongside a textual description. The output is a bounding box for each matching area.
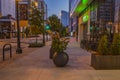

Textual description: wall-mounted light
[83,15,89,22]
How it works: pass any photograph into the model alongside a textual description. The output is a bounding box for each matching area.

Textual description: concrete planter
[91,53,120,69]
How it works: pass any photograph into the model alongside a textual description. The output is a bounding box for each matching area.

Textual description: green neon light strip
[75,0,88,12]
[82,0,88,4]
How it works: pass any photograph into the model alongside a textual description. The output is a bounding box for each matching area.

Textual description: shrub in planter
[50,37,69,59]
[49,37,59,59]
[91,34,120,69]
[52,38,69,67]
[97,35,109,55]
[50,38,69,59]
[29,42,44,47]
[49,32,69,67]
[110,33,120,55]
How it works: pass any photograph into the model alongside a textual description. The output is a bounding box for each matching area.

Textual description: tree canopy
[29,3,44,34]
[48,15,62,32]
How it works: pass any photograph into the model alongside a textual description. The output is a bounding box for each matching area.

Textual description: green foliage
[29,3,44,34]
[60,27,69,37]
[51,32,69,53]
[30,26,41,44]
[97,35,108,55]
[30,26,41,35]
[23,27,30,37]
[110,33,120,55]
[48,15,62,32]
[51,38,69,53]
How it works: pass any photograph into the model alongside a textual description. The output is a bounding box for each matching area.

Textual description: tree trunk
[43,33,45,45]
[36,36,38,44]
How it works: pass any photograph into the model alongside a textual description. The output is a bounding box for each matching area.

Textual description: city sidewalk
[0,37,120,80]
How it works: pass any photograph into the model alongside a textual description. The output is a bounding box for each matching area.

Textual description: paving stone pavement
[0,37,120,80]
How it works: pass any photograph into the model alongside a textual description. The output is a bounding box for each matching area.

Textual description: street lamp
[16,0,22,53]
[41,1,45,45]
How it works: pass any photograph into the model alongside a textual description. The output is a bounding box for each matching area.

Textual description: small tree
[110,33,120,55]
[30,26,41,44]
[60,27,68,37]
[48,15,62,32]
[97,35,108,55]
[29,2,44,44]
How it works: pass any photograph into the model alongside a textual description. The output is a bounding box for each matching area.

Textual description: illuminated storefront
[70,0,115,46]
[78,9,90,43]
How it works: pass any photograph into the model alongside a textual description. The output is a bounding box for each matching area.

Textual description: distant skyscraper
[0,0,16,18]
[61,10,69,27]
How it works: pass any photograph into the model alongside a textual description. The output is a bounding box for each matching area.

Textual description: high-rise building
[96,0,115,30]
[37,0,47,21]
[0,0,16,18]
[61,10,69,27]
[69,0,106,43]
[90,0,115,39]
[19,1,28,20]
[70,0,116,46]
[0,0,16,38]
[69,0,79,36]
[114,0,120,33]
[18,0,47,36]
[18,0,29,36]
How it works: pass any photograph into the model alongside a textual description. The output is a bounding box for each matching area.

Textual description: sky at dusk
[44,0,69,18]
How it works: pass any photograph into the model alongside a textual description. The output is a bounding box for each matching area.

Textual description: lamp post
[41,1,45,45]
[43,24,45,45]
[16,0,22,53]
